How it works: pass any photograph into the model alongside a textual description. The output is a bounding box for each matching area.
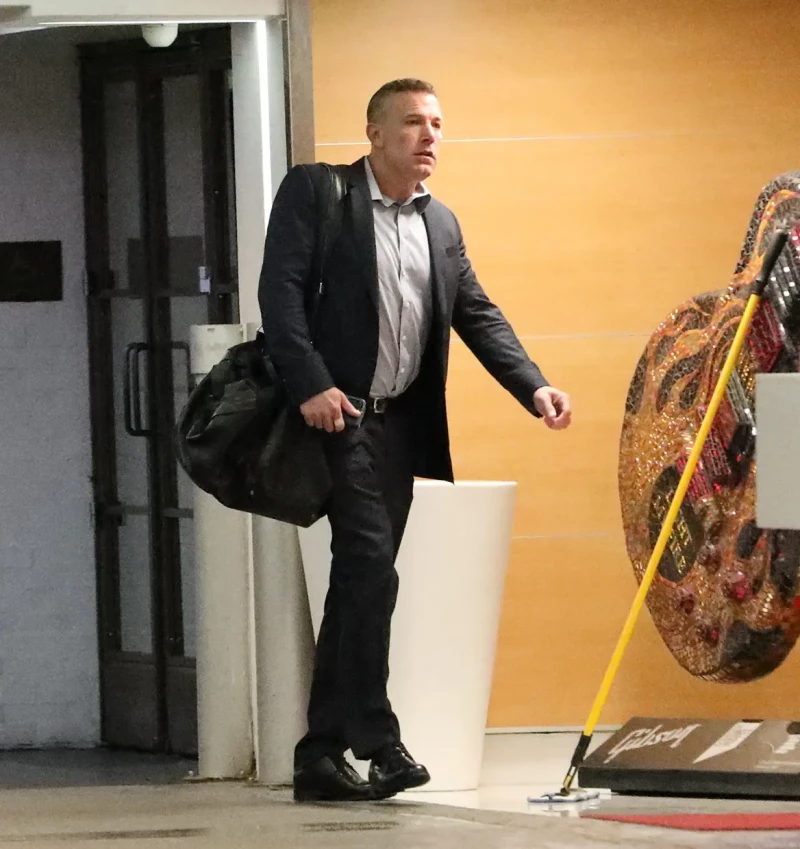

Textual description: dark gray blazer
[258,157,548,482]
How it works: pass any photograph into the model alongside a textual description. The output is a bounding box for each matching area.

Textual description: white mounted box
[756,372,800,529]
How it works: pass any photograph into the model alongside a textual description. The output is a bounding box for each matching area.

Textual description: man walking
[259,78,571,802]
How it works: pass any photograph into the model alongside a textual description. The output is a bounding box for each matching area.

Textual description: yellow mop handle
[559,228,789,794]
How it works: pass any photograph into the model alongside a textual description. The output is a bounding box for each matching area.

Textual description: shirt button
[402,335,408,342]
[400,367,406,373]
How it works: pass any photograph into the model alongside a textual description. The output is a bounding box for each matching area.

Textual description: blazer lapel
[346,158,379,308]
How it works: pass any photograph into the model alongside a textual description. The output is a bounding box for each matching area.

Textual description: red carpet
[583,812,800,831]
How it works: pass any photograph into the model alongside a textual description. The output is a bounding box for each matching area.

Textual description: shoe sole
[375,771,430,796]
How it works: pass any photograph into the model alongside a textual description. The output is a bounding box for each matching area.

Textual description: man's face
[368,91,443,183]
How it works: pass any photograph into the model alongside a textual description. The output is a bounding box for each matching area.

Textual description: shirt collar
[364,156,431,212]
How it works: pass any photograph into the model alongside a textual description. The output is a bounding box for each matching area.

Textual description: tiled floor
[406,730,800,819]
[406,730,615,815]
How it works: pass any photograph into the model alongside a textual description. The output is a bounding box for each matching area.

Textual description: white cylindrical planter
[192,324,254,779]
[252,516,316,785]
[298,480,516,791]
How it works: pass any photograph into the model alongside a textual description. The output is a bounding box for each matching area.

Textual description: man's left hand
[533,386,572,430]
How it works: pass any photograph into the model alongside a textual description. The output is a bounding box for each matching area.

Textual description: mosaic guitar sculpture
[619,172,800,683]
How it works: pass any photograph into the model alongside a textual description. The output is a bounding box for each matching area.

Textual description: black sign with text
[579,716,800,798]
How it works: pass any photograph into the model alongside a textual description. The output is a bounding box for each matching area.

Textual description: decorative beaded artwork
[620,172,800,682]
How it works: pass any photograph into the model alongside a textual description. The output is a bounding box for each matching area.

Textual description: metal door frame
[81,26,235,753]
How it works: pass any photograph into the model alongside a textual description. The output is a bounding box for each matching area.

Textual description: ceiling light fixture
[141,22,178,47]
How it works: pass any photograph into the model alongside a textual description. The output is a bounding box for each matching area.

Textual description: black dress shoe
[369,743,430,795]
[294,755,396,802]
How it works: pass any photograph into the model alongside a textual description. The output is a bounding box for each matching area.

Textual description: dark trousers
[294,403,416,769]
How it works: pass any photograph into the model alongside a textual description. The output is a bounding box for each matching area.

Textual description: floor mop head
[527,788,601,804]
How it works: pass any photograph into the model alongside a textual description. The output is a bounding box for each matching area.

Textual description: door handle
[123,342,151,437]
[170,341,193,394]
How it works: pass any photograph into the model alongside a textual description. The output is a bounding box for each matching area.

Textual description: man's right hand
[300,388,360,433]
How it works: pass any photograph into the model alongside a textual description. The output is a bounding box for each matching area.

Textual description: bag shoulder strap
[302,163,348,339]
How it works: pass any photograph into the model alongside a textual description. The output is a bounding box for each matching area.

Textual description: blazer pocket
[444,244,459,258]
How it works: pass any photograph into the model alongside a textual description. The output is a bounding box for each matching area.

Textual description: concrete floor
[0,748,194,788]
[1,737,799,849]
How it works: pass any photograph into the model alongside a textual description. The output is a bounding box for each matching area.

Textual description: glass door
[81,28,237,754]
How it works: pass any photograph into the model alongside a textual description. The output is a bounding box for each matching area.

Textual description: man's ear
[366,122,382,148]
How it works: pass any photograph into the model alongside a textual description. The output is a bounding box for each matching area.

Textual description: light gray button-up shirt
[365,157,434,399]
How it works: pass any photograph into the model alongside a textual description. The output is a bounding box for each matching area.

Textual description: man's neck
[367,154,418,203]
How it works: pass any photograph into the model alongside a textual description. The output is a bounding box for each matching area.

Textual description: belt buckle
[370,397,388,414]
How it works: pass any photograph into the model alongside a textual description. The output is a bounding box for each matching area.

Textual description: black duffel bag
[174,164,346,526]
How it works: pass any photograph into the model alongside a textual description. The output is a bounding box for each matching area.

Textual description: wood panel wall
[310,0,800,727]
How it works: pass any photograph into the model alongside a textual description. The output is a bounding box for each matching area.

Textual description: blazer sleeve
[450,221,550,416]
[258,165,335,407]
